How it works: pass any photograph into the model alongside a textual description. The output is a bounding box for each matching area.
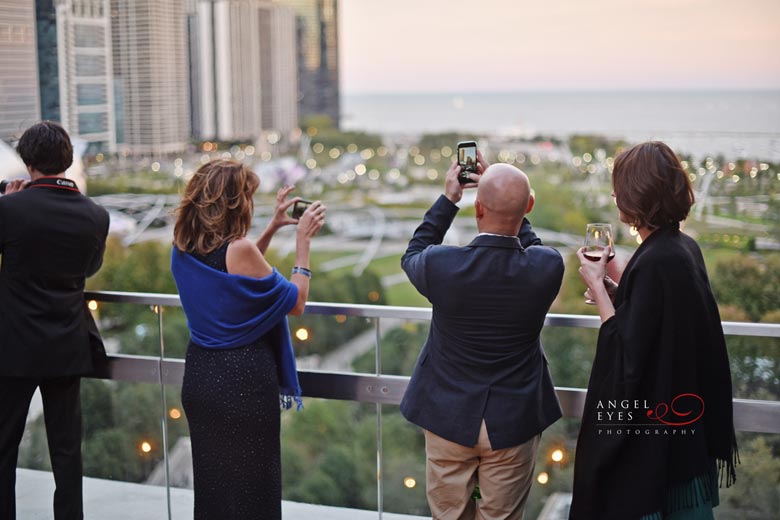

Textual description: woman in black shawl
[570,141,738,520]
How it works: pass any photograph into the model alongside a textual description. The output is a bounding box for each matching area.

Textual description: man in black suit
[0,121,109,519]
[400,155,564,519]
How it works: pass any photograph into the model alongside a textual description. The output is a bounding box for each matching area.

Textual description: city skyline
[339,0,780,94]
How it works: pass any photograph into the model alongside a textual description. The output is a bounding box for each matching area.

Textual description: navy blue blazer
[400,195,564,449]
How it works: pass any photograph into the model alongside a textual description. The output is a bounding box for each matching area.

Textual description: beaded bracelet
[292,266,312,278]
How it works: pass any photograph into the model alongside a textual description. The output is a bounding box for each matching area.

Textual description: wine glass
[583,223,614,304]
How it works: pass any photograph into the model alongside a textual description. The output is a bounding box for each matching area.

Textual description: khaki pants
[424,421,539,520]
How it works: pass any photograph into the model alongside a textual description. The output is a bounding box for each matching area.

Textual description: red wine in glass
[583,223,614,304]
[583,249,616,262]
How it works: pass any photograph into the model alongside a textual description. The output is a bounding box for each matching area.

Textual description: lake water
[342,90,780,160]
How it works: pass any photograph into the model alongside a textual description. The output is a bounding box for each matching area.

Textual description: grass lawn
[385,282,431,307]
[700,248,748,273]
[328,253,405,278]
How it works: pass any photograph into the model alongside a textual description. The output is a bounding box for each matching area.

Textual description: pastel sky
[339,0,780,93]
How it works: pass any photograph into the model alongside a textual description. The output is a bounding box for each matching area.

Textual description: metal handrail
[85,291,780,337]
[84,290,780,434]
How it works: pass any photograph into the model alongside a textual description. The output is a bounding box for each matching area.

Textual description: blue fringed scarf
[171,246,303,410]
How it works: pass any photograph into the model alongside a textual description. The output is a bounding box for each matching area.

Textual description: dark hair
[16,121,73,175]
[173,159,260,255]
[612,141,695,229]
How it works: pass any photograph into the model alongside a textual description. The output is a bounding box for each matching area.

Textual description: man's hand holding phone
[444,161,478,204]
[446,144,489,203]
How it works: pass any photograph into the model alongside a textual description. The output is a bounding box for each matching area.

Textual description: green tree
[712,255,780,322]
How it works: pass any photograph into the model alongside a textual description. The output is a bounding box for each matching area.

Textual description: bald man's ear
[525,194,535,215]
[475,198,484,219]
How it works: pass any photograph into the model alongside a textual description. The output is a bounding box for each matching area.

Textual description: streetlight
[551,449,564,463]
[537,472,549,485]
[403,477,416,489]
[295,328,309,341]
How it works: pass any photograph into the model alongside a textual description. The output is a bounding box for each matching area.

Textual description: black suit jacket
[0,177,110,378]
[400,195,564,449]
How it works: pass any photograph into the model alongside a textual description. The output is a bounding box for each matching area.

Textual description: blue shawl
[170,247,303,410]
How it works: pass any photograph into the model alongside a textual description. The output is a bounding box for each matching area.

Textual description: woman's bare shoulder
[226,238,273,278]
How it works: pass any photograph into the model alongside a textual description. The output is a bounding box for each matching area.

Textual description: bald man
[400,154,564,519]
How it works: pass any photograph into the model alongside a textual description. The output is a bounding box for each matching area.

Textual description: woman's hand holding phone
[270,186,301,228]
[296,201,326,240]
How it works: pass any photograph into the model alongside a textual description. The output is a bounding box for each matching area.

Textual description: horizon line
[342,87,780,96]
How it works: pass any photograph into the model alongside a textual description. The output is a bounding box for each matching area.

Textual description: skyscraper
[111,0,190,155]
[53,0,116,153]
[0,0,41,142]
[258,2,298,135]
[193,0,297,142]
[274,0,340,127]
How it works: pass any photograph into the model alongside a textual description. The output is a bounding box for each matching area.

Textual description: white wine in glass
[583,223,614,304]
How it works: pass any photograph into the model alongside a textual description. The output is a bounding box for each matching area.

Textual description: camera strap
[28,176,79,193]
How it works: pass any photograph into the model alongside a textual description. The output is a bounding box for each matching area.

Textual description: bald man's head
[475,164,533,230]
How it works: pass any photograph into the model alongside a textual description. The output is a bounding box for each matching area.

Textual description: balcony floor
[17,468,429,519]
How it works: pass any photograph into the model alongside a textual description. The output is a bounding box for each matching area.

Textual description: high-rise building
[258,3,298,136]
[0,0,41,142]
[184,0,202,140]
[51,0,116,153]
[36,0,59,123]
[110,0,190,155]
[274,0,339,128]
[193,0,297,142]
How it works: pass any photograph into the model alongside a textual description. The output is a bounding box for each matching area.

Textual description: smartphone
[457,141,478,185]
[291,199,312,220]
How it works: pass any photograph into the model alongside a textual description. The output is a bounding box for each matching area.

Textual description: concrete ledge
[17,468,429,520]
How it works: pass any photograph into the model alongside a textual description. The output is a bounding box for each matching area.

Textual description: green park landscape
[17,123,780,518]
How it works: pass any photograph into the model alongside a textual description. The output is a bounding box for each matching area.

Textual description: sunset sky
[339,0,780,93]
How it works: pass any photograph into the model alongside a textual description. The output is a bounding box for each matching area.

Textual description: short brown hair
[173,159,260,255]
[612,141,694,229]
[16,121,73,175]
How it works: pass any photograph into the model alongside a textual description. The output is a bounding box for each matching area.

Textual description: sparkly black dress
[181,243,282,520]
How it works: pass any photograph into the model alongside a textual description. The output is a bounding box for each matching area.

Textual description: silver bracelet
[292,266,312,278]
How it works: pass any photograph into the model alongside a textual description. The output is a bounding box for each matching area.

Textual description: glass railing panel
[378,404,429,516]
[289,313,378,374]
[725,334,780,401]
[281,398,379,511]
[541,326,600,389]
[16,379,169,516]
[86,300,164,356]
[716,432,780,519]
[351,319,430,377]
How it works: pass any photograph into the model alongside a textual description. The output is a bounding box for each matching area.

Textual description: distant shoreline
[343,88,780,97]
[342,90,780,160]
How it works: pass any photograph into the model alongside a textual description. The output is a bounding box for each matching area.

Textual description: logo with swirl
[646,393,705,426]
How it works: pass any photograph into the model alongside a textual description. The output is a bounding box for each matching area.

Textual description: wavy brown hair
[173,159,260,255]
[612,141,695,230]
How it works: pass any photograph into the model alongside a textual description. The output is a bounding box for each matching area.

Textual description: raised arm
[402,161,473,298]
[288,201,326,315]
[227,199,326,316]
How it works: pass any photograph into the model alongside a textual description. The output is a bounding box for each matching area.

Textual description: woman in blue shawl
[171,159,325,519]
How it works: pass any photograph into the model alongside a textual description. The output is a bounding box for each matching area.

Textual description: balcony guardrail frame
[83,290,780,520]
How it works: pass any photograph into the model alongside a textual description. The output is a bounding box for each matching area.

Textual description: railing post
[375,317,383,519]
[156,306,172,520]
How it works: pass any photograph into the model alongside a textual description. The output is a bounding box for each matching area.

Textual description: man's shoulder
[525,244,564,263]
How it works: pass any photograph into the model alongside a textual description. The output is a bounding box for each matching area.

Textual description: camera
[457,141,478,185]
[291,199,312,220]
